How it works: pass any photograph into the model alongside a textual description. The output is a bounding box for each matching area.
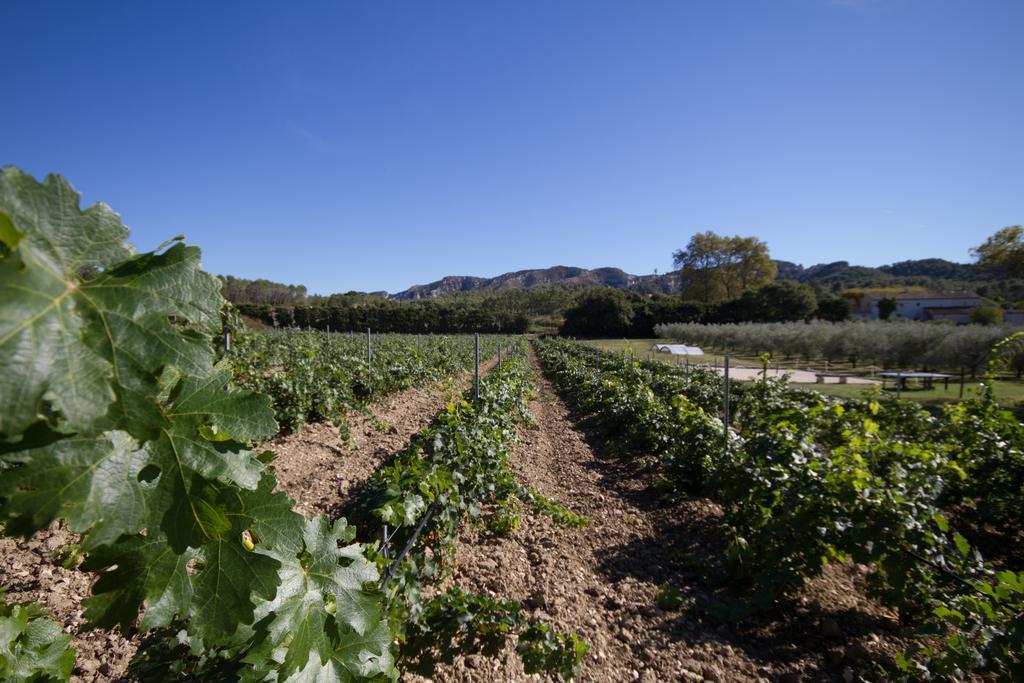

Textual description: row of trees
[237,299,531,334]
[220,275,308,306]
[656,320,1023,375]
[559,281,848,338]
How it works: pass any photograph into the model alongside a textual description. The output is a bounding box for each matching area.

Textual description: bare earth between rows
[268,356,499,519]
[416,349,905,683]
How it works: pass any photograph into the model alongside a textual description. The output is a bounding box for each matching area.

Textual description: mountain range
[391,266,676,300]
[388,258,997,300]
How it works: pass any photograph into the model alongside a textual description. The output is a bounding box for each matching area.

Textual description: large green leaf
[188,474,302,641]
[286,621,395,683]
[0,600,76,681]
[253,517,385,679]
[0,167,395,680]
[0,166,221,437]
[154,363,277,491]
[0,430,146,548]
[83,533,196,632]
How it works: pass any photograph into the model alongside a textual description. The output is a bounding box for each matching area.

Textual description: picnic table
[879,371,953,391]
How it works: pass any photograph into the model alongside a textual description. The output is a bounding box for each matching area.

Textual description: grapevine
[0,168,393,680]
[535,337,1023,678]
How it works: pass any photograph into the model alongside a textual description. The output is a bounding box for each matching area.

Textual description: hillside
[223,257,1019,311]
[389,258,1012,301]
[391,265,678,300]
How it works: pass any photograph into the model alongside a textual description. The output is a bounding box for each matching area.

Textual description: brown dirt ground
[268,357,499,519]
[0,359,497,682]
[0,523,137,682]
[416,350,910,683]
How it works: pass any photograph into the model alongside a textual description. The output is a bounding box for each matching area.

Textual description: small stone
[845,642,871,662]
[701,665,722,682]
[842,666,854,683]
[821,618,842,638]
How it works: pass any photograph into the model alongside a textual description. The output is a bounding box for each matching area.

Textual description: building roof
[924,307,977,315]
[652,343,704,356]
[873,291,981,301]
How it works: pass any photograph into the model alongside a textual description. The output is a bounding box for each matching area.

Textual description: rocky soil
[267,358,495,518]
[0,524,137,682]
[416,350,908,682]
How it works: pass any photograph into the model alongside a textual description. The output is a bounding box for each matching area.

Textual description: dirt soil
[417,350,908,683]
[268,357,498,519]
[0,523,138,682]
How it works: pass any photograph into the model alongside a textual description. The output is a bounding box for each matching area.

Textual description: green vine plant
[0,590,75,682]
[535,336,1024,679]
[349,349,589,679]
[0,167,393,681]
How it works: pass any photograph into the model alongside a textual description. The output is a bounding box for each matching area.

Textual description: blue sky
[3,1,1021,294]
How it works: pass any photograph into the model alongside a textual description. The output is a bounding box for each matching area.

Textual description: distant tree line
[237,299,530,334]
[220,275,308,306]
[559,281,846,338]
[656,320,1024,376]
[222,226,1024,336]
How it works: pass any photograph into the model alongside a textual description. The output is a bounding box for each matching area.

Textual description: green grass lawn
[580,338,1024,409]
[794,379,1024,406]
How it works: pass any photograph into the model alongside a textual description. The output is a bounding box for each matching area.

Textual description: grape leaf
[253,516,385,678]
[83,532,197,632]
[0,600,76,681]
[0,166,222,438]
[0,167,395,679]
[0,430,147,549]
[287,620,395,683]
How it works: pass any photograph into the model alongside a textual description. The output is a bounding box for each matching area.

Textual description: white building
[853,292,987,321]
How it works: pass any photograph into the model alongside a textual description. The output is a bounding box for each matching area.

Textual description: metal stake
[723,355,730,451]
[474,333,480,401]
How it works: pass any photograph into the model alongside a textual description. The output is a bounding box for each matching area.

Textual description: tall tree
[559,288,635,338]
[972,225,1024,276]
[672,231,776,303]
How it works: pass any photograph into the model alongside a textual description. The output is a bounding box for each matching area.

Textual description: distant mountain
[391,266,679,300]
[772,258,997,291]
[388,258,1005,301]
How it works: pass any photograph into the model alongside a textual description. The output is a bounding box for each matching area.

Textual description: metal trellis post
[723,355,730,452]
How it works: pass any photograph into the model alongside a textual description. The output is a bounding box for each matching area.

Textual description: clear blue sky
[3,1,1021,294]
